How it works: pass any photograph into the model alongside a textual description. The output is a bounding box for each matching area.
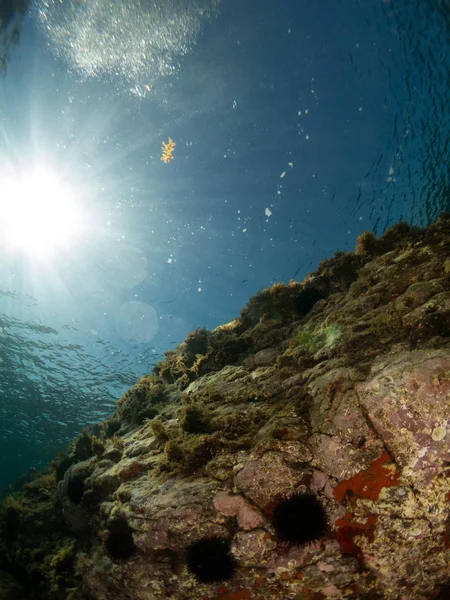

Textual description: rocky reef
[0,215,449,600]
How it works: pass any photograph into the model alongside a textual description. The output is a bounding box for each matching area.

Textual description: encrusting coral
[0,215,449,599]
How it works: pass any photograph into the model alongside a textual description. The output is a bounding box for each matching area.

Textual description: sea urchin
[186,536,237,583]
[104,517,137,562]
[272,491,328,546]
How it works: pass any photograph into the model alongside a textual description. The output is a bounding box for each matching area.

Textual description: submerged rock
[0,215,449,599]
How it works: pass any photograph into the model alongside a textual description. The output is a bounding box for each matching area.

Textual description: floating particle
[161,137,176,163]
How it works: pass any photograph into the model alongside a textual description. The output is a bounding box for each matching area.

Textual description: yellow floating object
[161,137,176,163]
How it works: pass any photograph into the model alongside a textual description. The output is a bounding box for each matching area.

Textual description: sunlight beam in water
[0,165,88,260]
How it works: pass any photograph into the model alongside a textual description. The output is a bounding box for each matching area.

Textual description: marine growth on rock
[0,215,449,600]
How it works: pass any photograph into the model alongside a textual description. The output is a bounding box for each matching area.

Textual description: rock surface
[0,216,449,599]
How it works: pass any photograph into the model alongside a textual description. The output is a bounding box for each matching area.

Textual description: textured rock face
[0,216,449,600]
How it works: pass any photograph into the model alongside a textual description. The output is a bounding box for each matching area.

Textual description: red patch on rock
[335,511,378,560]
[333,452,400,502]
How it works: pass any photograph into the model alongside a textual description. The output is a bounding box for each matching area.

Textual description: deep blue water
[0,0,449,495]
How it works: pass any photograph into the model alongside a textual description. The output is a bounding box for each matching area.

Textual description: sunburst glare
[0,164,88,260]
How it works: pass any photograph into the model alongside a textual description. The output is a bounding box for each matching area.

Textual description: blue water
[0,0,449,495]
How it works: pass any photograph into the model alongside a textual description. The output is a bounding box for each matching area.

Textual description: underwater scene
[0,1,449,598]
